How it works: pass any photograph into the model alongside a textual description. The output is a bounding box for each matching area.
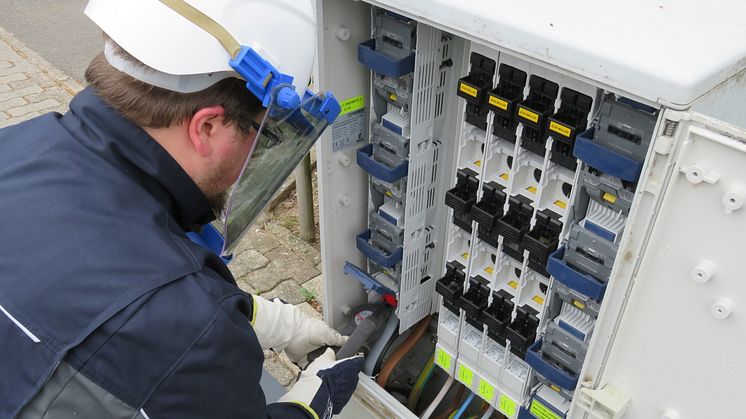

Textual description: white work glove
[251,295,347,363]
[278,348,364,418]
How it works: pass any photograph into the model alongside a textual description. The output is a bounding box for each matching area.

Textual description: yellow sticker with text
[435,348,452,371]
[456,363,474,385]
[489,95,509,110]
[498,394,518,417]
[477,379,496,402]
[549,121,572,138]
[459,83,478,98]
[517,107,539,123]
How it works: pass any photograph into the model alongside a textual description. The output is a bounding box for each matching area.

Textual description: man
[0,0,363,418]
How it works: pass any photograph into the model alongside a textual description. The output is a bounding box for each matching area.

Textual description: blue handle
[525,340,579,390]
[547,247,606,300]
[356,229,403,268]
[186,224,233,265]
[573,127,644,182]
[357,38,415,77]
[343,261,396,296]
[356,144,409,183]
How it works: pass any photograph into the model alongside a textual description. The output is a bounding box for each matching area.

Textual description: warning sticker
[530,398,563,419]
[331,95,366,152]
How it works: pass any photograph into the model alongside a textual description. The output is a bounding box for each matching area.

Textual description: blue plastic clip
[525,340,579,390]
[356,229,403,268]
[573,127,644,183]
[547,247,606,301]
[186,224,233,265]
[356,144,409,183]
[302,89,342,125]
[357,39,415,77]
[230,45,294,107]
[343,261,397,297]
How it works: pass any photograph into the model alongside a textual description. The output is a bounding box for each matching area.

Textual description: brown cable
[376,314,432,387]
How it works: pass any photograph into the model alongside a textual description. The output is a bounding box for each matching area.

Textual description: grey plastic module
[372,122,410,169]
[576,166,634,217]
[374,74,414,110]
[554,282,602,319]
[374,11,417,61]
[592,95,658,163]
[542,321,589,377]
[564,224,619,284]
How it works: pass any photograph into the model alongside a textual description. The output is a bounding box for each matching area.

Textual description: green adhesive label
[498,394,518,417]
[340,95,365,115]
[529,399,563,419]
[435,347,452,371]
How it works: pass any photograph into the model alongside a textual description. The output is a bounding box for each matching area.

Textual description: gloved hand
[278,348,364,418]
[251,295,347,362]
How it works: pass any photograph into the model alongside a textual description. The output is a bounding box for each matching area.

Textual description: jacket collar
[65,87,215,230]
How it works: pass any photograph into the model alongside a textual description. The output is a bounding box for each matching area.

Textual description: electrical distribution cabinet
[314,1,746,418]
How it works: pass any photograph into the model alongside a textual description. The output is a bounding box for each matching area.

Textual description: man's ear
[187,106,226,157]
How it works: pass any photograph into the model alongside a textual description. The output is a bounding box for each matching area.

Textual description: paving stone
[262,279,306,305]
[0,72,26,84]
[241,246,320,292]
[233,224,281,256]
[7,98,59,117]
[263,353,296,387]
[0,85,41,103]
[0,96,25,108]
[277,352,301,388]
[235,278,257,295]
[229,249,270,280]
[265,221,321,266]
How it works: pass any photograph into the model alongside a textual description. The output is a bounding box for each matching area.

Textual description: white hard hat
[85,0,317,97]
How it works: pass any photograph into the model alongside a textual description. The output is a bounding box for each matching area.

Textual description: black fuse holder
[472,182,507,248]
[487,64,527,143]
[435,261,466,314]
[505,305,540,358]
[516,76,559,155]
[445,168,479,233]
[496,195,534,262]
[482,289,515,345]
[549,88,593,170]
[458,277,490,329]
[523,209,563,277]
[457,53,496,130]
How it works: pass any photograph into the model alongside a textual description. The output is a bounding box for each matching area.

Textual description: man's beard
[206,190,229,218]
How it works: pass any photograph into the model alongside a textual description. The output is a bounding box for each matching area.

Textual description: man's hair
[85,41,262,135]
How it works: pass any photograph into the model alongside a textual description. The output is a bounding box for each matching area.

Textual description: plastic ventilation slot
[555,302,595,342]
[582,200,626,243]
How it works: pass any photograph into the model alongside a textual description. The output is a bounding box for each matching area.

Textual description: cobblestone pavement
[0,26,317,388]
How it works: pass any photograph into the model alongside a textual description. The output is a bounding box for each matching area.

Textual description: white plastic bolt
[691,259,716,283]
[723,190,744,213]
[338,193,351,206]
[334,26,351,41]
[661,409,680,419]
[338,153,351,167]
[711,299,733,320]
[685,165,705,184]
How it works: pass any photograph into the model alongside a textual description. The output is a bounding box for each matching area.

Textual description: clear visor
[221,85,333,255]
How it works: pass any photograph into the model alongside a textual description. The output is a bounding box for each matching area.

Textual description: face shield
[221,85,340,255]
[153,0,341,256]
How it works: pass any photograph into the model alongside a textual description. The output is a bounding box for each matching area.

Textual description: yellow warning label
[554,200,567,209]
[485,266,494,275]
[499,173,510,181]
[488,95,509,111]
[478,379,496,402]
[549,121,572,138]
[474,160,482,167]
[530,398,562,419]
[508,280,518,289]
[389,93,398,102]
[340,95,365,115]
[517,106,540,123]
[573,300,586,310]
[526,186,537,194]
[435,348,452,371]
[602,192,617,204]
[457,363,474,385]
[498,394,518,417]
[532,295,545,306]
[459,83,478,98]
[462,252,470,260]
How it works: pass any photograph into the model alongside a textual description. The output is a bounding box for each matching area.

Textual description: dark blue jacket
[0,88,310,418]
